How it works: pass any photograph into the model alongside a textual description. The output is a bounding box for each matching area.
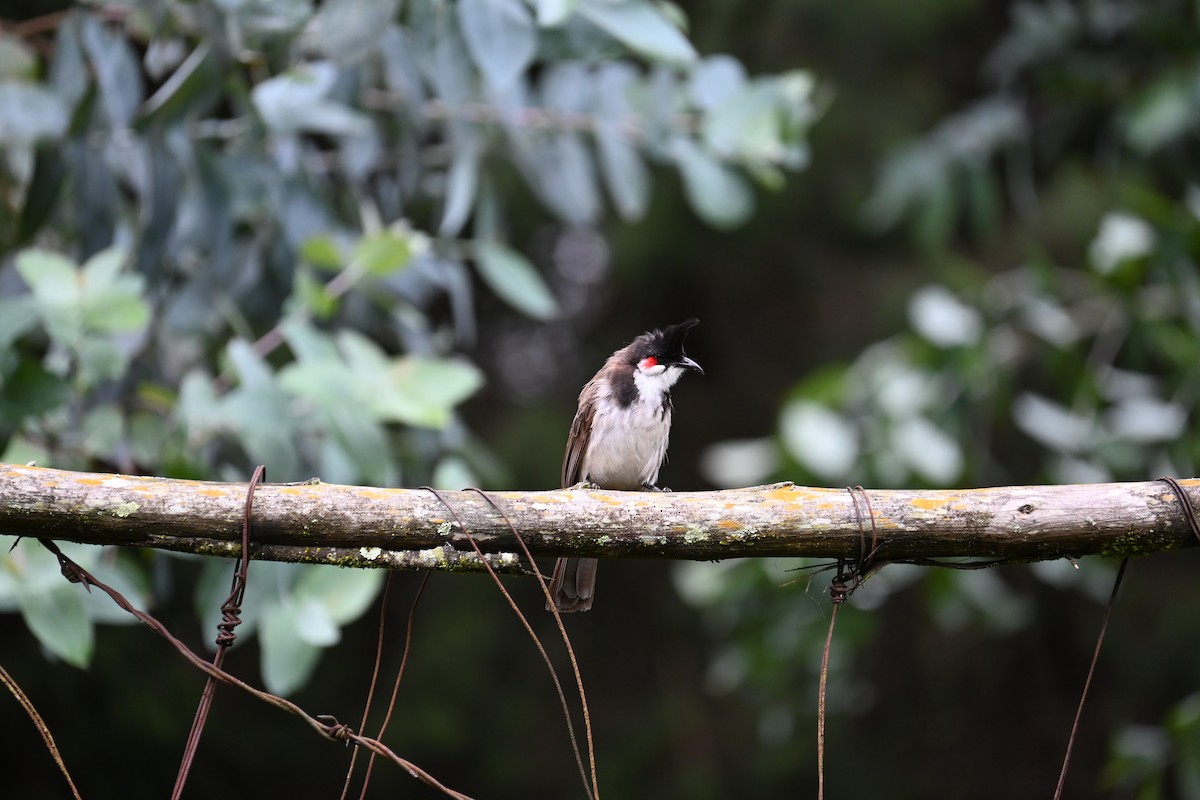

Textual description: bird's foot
[643,483,672,492]
[568,481,599,490]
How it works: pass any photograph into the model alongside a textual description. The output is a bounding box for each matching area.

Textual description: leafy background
[3,0,1200,798]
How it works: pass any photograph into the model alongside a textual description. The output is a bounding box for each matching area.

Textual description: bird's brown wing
[561,382,596,488]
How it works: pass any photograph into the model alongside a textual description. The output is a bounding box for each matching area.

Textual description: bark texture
[1,464,1196,568]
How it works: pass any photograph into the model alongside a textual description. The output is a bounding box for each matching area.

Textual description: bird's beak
[680,356,704,375]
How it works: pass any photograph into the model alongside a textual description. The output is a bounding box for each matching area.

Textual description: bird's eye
[639,356,658,370]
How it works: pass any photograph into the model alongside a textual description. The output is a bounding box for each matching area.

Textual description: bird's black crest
[632,318,699,363]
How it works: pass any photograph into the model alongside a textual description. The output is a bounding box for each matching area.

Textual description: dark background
[4,0,1200,798]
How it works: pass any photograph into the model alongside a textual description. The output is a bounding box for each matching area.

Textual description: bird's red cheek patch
[639,356,658,370]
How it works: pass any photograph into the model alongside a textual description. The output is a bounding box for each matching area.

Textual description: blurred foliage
[0,0,815,696]
[686,0,1200,795]
[1103,692,1200,799]
[3,0,1200,798]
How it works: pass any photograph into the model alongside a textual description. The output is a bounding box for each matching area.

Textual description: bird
[549,319,703,612]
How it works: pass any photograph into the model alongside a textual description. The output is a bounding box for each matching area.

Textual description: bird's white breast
[582,367,682,490]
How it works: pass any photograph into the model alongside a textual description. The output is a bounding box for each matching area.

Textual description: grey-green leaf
[20,584,93,668]
[0,33,35,79]
[411,4,473,105]
[474,240,560,320]
[535,0,578,26]
[0,84,68,145]
[295,566,384,625]
[458,0,537,90]
[702,81,783,162]
[545,133,603,224]
[252,62,370,136]
[371,356,485,428]
[595,122,649,220]
[578,0,697,65]
[440,137,483,236]
[671,138,754,228]
[689,54,746,110]
[15,248,83,344]
[307,0,400,61]
[596,63,650,220]
[260,599,323,696]
[80,14,145,126]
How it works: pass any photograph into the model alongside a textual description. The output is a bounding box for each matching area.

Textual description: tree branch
[1,465,1196,569]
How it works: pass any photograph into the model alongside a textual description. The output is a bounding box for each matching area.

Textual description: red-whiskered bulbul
[549,319,703,612]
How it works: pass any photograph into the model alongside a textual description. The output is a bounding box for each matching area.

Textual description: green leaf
[260,599,323,696]
[689,55,746,110]
[136,138,183,270]
[48,13,88,110]
[0,84,69,145]
[80,552,152,625]
[474,240,560,320]
[295,565,384,625]
[702,82,784,162]
[411,3,472,104]
[308,0,400,61]
[278,318,341,365]
[578,0,697,65]
[299,235,344,270]
[0,33,36,79]
[323,403,395,483]
[354,229,413,276]
[252,62,370,136]
[890,415,964,485]
[277,326,357,414]
[276,358,352,412]
[223,341,303,479]
[16,143,67,246]
[1,435,48,466]
[317,436,360,486]
[1125,73,1196,154]
[440,139,483,237]
[1,538,75,597]
[780,399,859,480]
[372,356,485,428]
[596,64,650,220]
[535,0,578,26]
[432,455,477,490]
[129,410,169,468]
[333,328,391,376]
[542,133,603,224]
[671,138,754,228]
[80,247,149,333]
[293,595,339,646]
[227,339,281,389]
[82,404,124,460]
[379,25,426,109]
[279,327,482,432]
[15,246,147,358]
[0,296,39,347]
[139,42,220,125]
[75,336,128,386]
[543,55,591,111]
[177,369,224,438]
[19,584,93,668]
[80,13,144,127]
[595,122,648,220]
[458,0,537,89]
[0,356,70,419]
[295,269,338,319]
[15,248,83,343]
